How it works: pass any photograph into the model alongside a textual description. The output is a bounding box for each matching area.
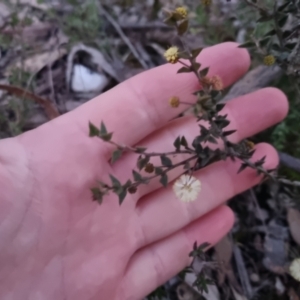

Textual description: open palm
[0,43,288,300]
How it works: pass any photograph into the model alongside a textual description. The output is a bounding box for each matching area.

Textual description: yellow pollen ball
[263,55,276,66]
[169,96,180,108]
[164,46,180,64]
[175,7,188,19]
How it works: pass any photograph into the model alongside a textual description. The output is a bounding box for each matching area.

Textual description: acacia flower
[164,46,180,64]
[173,174,201,202]
[290,258,300,282]
[263,55,276,66]
[175,7,188,20]
[169,96,180,108]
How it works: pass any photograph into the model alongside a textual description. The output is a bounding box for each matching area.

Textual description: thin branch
[98,3,149,70]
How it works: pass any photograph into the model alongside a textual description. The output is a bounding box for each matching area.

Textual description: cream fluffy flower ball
[290,258,300,282]
[173,174,201,202]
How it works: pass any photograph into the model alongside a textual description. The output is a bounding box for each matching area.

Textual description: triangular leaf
[132,170,143,182]
[118,188,127,205]
[109,174,121,187]
[223,130,237,137]
[161,155,172,167]
[180,136,188,147]
[89,122,100,137]
[160,174,168,187]
[177,19,189,36]
[100,132,113,141]
[100,121,108,135]
[238,163,248,174]
[173,136,181,151]
[191,47,203,58]
[111,149,122,164]
[177,66,192,73]
[137,156,150,170]
[199,67,209,77]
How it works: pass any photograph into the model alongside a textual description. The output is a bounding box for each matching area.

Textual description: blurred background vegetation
[1,0,300,299]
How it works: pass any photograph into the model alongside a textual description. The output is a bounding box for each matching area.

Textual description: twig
[0,84,59,120]
[278,151,300,173]
[233,244,253,299]
[98,3,149,70]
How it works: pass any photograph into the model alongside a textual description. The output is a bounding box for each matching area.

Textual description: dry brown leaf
[215,235,233,266]
[214,235,233,285]
[287,208,300,246]
[0,84,59,120]
[8,49,67,75]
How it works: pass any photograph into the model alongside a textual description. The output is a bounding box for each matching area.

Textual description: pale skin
[0,42,289,300]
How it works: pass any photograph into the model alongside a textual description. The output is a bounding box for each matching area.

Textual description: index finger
[68,42,250,152]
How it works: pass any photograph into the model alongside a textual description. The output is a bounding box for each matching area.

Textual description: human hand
[0,42,288,300]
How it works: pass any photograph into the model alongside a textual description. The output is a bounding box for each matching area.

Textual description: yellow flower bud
[174,7,188,20]
[263,55,276,66]
[169,96,180,108]
[144,163,154,174]
[164,46,180,64]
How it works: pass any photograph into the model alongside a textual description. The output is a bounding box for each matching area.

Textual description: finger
[112,87,288,200]
[136,143,278,248]
[68,42,250,154]
[119,205,234,300]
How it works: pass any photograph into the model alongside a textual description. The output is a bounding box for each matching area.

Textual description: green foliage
[146,285,167,300]
[61,0,102,44]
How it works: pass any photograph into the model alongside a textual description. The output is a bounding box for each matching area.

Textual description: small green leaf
[132,170,143,182]
[193,62,201,71]
[199,67,209,77]
[160,174,168,187]
[191,47,203,58]
[255,156,266,167]
[155,167,164,175]
[89,122,100,137]
[173,136,181,151]
[177,66,192,73]
[207,136,217,144]
[100,133,113,141]
[238,163,248,174]
[137,156,150,170]
[118,188,127,205]
[180,136,188,147]
[177,19,189,36]
[109,174,121,187]
[123,179,132,189]
[111,149,122,164]
[100,121,108,135]
[160,155,172,167]
[216,103,225,112]
[91,187,103,204]
[223,130,237,137]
